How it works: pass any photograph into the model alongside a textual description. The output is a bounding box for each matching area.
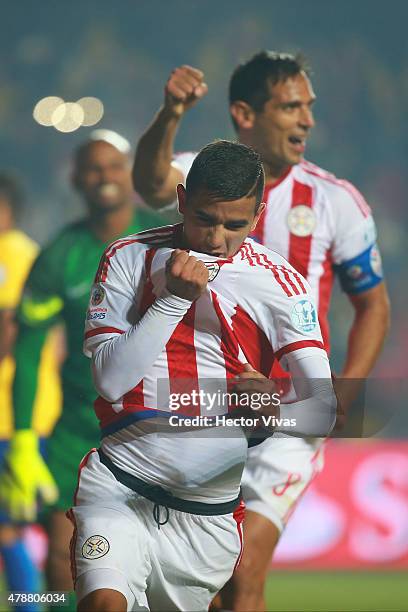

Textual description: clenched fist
[164,65,208,117]
[166,249,209,301]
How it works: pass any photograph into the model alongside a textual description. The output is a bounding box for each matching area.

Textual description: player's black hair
[185,140,264,211]
[229,51,311,129]
[0,173,24,220]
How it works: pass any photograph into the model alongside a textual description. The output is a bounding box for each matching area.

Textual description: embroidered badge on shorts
[82,535,110,559]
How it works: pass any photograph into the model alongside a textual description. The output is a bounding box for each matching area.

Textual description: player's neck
[88,203,134,243]
[238,132,293,185]
[263,162,292,186]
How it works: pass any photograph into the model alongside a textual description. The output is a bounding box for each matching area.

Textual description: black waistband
[97,448,241,516]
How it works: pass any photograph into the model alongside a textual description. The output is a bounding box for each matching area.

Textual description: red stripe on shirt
[211,291,246,380]
[165,303,200,416]
[289,269,307,293]
[339,180,371,217]
[85,326,124,339]
[139,248,157,316]
[275,339,325,361]
[95,226,176,283]
[231,305,275,377]
[271,261,300,296]
[99,238,143,282]
[73,448,96,505]
[240,243,256,267]
[123,381,145,413]
[288,180,314,279]
[233,499,245,570]
[94,396,154,428]
[246,242,293,297]
[67,448,97,583]
[250,169,293,244]
[301,163,370,217]
[95,237,137,283]
[66,509,78,584]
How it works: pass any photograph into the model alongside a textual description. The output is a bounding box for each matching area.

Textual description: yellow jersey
[0,229,62,438]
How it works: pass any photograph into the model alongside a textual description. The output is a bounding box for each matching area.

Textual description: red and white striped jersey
[84,224,325,438]
[172,154,381,350]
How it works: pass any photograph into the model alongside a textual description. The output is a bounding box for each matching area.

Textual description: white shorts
[241,436,325,532]
[68,449,243,612]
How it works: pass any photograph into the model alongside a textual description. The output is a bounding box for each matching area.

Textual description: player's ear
[177,184,186,215]
[230,101,256,130]
[251,202,266,232]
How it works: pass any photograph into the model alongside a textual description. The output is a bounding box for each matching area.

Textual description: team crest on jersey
[287,205,316,237]
[203,262,220,282]
[370,244,383,276]
[82,535,110,560]
[291,299,318,333]
[91,283,106,306]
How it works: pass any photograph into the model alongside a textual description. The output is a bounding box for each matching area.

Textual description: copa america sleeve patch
[334,243,384,294]
[291,299,318,333]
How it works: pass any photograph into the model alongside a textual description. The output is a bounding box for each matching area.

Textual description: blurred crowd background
[1,1,408,605]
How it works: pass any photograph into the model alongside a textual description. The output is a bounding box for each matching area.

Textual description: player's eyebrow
[280,97,316,109]
[225,219,248,229]
[195,210,247,228]
[195,210,217,223]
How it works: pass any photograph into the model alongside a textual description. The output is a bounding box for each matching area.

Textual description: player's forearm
[133,106,181,207]
[276,351,337,437]
[13,324,48,430]
[341,295,390,378]
[91,293,192,402]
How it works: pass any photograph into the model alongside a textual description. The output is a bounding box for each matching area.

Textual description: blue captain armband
[334,243,384,295]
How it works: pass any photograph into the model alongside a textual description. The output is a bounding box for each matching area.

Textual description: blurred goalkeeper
[0,132,161,603]
[0,173,62,612]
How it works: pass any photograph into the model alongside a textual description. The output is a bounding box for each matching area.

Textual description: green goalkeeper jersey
[13,208,161,432]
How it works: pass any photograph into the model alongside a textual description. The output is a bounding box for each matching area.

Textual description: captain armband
[334,243,383,295]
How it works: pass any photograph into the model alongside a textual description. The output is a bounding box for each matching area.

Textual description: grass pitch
[265,571,408,611]
[0,570,407,611]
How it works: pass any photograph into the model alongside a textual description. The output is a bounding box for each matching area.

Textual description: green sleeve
[17,244,64,330]
[13,324,48,429]
[13,242,64,430]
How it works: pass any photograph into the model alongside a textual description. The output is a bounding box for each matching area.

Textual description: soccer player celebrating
[70,140,336,612]
[133,53,390,610]
[0,131,161,602]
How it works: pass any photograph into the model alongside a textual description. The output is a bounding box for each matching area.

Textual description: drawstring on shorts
[153,503,170,529]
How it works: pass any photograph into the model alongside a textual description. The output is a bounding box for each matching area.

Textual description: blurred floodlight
[33,96,64,126]
[77,97,104,126]
[52,102,84,133]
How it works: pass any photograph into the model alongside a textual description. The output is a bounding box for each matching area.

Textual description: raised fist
[164,65,208,117]
[166,249,209,301]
